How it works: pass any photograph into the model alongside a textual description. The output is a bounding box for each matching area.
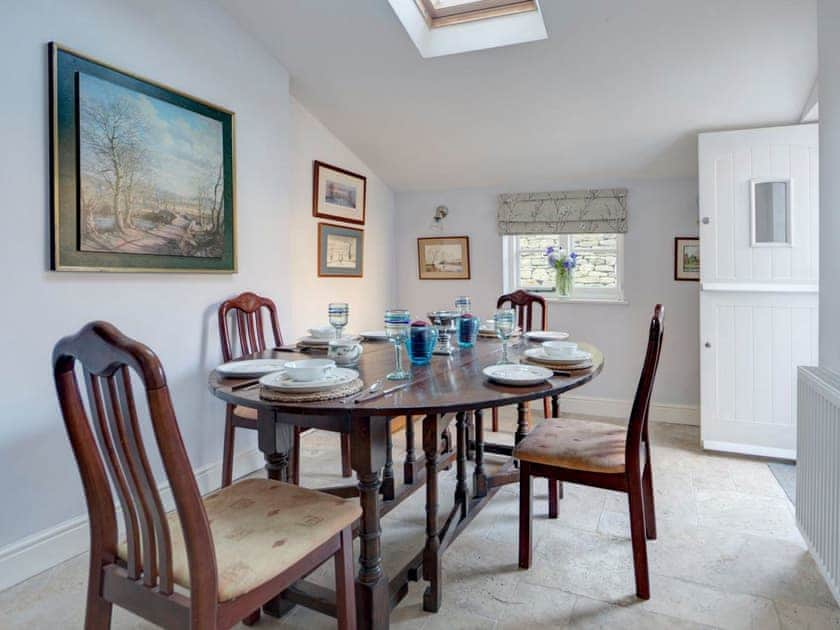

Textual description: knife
[355,380,414,404]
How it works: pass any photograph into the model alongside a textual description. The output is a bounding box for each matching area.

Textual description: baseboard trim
[0,448,265,592]
[556,395,699,426]
[702,439,796,461]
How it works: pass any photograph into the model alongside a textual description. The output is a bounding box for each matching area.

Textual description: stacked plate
[522,346,593,370]
[259,367,360,394]
[478,323,522,338]
[523,330,570,342]
[483,364,554,386]
[359,330,388,341]
[216,358,289,379]
[298,334,361,349]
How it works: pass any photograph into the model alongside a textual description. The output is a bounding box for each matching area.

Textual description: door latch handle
[701,217,711,225]
[704,341,711,348]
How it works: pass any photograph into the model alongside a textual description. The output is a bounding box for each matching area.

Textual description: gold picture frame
[417,236,471,280]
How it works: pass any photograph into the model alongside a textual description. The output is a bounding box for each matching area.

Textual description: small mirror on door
[751,179,791,246]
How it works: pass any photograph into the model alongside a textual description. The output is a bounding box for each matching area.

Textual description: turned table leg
[422,413,448,613]
[381,418,395,501]
[257,409,294,482]
[351,416,390,630]
[472,409,488,498]
[454,412,469,519]
[404,415,422,485]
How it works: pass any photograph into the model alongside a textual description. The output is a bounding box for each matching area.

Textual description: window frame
[502,233,625,303]
[414,0,538,28]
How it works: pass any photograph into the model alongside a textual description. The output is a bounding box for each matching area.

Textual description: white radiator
[797,366,840,605]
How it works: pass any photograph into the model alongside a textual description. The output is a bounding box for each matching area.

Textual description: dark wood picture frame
[312,160,366,225]
[417,236,471,280]
[318,222,364,278]
[674,236,700,281]
[49,43,236,273]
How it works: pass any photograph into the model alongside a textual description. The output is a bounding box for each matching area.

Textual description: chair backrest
[496,290,547,332]
[218,292,283,361]
[625,305,665,468]
[53,322,217,614]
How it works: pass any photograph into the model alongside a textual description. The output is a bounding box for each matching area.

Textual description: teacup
[542,340,578,359]
[284,358,335,381]
[328,339,363,366]
[308,325,335,339]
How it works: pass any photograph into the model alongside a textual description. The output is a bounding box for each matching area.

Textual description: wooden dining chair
[515,305,664,599]
[218,292,351,486]
[493,290,550,430]
[53,321,360,629]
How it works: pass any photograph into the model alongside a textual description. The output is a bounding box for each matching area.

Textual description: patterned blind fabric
[497,189,628,235]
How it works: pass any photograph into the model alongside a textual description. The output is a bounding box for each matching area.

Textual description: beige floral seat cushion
[233,405,258,420]
[118,478,361,602]
[513,418,628,473]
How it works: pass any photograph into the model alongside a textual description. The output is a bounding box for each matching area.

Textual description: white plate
[524,330,570,342]
[259,367,359,393]
[483,364,553,386]
[216,359,288,379]
[524,347,592,364]
[359,330,388,341]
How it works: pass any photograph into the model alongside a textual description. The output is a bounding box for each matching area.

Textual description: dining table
[208,334,603,629]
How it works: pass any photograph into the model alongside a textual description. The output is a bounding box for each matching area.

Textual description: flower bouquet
[545,245,577,297]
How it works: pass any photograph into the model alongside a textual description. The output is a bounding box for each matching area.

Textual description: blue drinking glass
[407,321,438,366]
[456,313,480,348]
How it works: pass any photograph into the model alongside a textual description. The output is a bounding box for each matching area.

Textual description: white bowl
[308,326,335,339]
[283,358,335,381]
[542,340,578,359]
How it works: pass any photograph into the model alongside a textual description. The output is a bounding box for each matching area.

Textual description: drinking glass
[328,303,349,339]
[384,309,411,380]
[493,309,516,364]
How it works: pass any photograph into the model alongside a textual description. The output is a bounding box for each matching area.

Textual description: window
[414,0,538,28]
[504,233,624,302]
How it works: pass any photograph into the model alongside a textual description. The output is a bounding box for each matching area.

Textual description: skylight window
[389,0,547,58]
[415,0,538,28]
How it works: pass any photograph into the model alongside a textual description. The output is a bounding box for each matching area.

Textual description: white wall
[0,0,395,587]
[394,178,700,409]
[819,0,840,373]
[288,98,396,338]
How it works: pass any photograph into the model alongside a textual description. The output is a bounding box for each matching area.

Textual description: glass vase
[555,268,573,297]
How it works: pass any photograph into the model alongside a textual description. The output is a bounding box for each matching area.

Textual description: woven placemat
[520,357,593,372]
[260,378,364,403]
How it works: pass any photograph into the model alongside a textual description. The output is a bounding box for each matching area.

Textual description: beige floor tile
[496,581,577,629]
[774,599,840,629]
[695,489,802,542]
[568,595,712,629]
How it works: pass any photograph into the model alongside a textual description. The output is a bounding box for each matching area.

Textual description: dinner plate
[359,330,388,341]
[299,335,361,346]
[524,347,592,365]
[523,330,570,342]
[483,364,554,386]
[259,367,359,393]
[216,359,288,379]
[478,327,522,336]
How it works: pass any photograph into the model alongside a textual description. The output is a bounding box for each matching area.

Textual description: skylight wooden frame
[414,0,538,28]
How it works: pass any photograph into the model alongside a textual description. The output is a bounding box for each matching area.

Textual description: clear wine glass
[494,309,516,365]
[328,303,349,339]
[384,309,411,380]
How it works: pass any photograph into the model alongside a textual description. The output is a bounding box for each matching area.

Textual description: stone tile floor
[2,409,839,629]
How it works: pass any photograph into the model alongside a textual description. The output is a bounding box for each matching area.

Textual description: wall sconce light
[434,205,449,223]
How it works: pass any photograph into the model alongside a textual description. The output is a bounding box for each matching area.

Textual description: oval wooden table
[209,337,603,629]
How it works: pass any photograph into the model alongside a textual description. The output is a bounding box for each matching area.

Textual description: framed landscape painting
[674,236,700,281]
[49,43,236,272]
[417,236,471,280]
[318,223,364,277]
[312,161,366,225]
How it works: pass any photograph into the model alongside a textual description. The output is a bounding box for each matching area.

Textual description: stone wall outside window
[517,234,618,291]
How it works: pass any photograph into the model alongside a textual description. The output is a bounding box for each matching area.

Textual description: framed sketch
[313,160,366,225]
[318,223,364,277]
[674,236,700,281]
[49,43,236,273]
[417,236,471,280]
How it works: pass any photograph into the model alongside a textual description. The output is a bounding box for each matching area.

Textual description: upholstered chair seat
[232,405,258,422]
[513,417,630,474]
[118,478,361,602]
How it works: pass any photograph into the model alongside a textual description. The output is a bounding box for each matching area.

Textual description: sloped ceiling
[220,0,817,191]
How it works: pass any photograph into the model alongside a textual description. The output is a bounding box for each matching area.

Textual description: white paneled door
[698,124,818,459]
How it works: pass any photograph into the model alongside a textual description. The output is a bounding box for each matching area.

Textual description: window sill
[543,295,628,305]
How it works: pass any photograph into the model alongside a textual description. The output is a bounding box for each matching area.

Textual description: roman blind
[497,188,628,235]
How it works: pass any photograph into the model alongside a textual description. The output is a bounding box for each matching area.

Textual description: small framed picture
[318,222,364,277]
[417,236,471,280]
[674,236,700,281]
[313,160,366,225]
